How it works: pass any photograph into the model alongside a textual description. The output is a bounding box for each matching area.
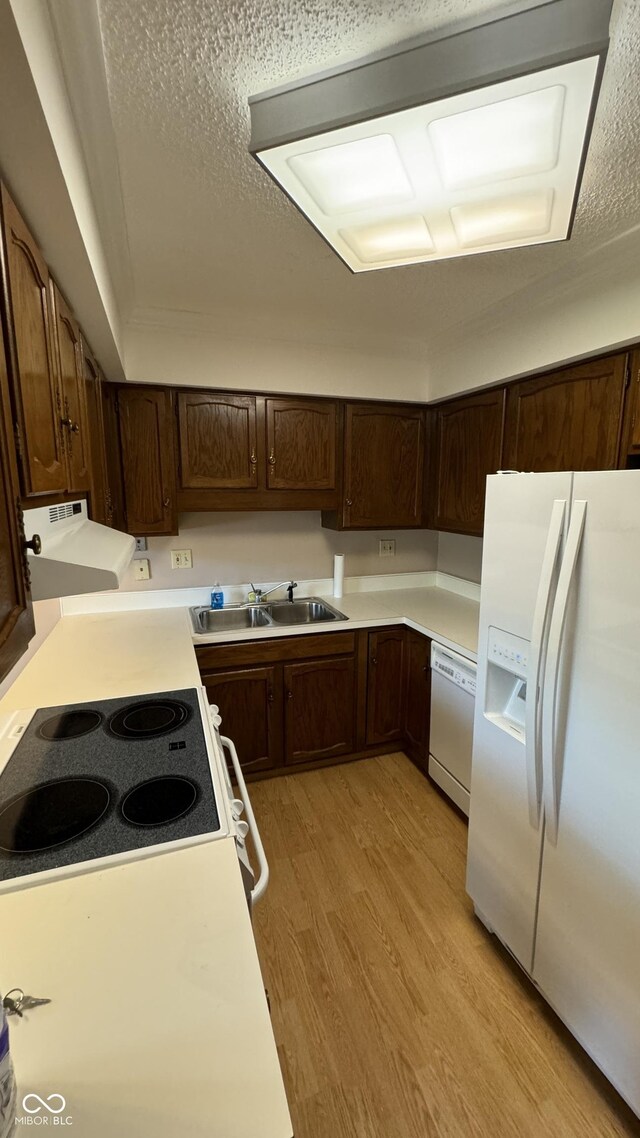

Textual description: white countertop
[193,585,480,660]
[3,840,292,1138]
[0,608,199,713]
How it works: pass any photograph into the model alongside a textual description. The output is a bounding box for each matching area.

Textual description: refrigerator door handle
[541,500,587,845]
[525,499,566,828]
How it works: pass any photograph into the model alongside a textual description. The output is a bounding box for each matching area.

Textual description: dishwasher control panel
[431,644,477,696]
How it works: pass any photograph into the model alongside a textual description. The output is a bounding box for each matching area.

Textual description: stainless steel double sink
[190,597,348,634]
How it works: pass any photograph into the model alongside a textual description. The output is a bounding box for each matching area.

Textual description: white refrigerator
[467,469,640,1117]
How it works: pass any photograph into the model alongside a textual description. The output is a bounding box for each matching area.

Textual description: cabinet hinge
[624,356,632,389]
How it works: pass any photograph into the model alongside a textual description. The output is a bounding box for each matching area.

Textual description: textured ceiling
[92,0,640,357]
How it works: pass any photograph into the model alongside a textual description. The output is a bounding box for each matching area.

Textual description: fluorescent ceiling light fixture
[341,215,434,263]
[249,0,612,272]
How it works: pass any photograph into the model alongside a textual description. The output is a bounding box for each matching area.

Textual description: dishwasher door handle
[220,735,270,904]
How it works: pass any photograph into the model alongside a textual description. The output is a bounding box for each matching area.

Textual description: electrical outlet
[379,539,396,557]
[135,537,148,552]
[133,558,150,580]
[170,549,193,569]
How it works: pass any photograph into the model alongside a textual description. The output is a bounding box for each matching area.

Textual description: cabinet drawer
[196,630,356,670]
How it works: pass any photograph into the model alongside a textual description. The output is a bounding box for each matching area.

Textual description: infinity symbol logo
[22,1093,67,1114]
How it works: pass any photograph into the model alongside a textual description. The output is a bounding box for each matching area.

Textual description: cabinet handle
[250,449,257,466]
[24,534,42,556]
[370,657,377,666]
[163,495,171,508]
[286,690,293,700]
[268,450,276,466]
[345,498,353,507]
[267,690,275,704]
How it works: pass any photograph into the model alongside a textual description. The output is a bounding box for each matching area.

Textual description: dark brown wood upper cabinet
[178,391,258,489]
[325,403,425,530]
[366,628,405,745]
[265,398,337,491]
[430,388,506,536]
[81,336,108,524]
[201,664,282,774]
[0,185,66,498]
[284,655,356,765]
[0,307,34,683]
[101,382,126,531]
[503,355,628,473]
[118,386,177,534]
[620,349,640,457]
[50,282,91,493]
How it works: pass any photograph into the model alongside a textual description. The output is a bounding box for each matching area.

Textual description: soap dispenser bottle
[211,583,224,610]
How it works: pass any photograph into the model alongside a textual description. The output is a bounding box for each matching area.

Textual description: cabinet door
[431,389,505,535]
[0,185,65,497]
[0,312,34,682]
[81,338,108,524]
[343,404,424,527]
[118,386,177,534]
[620,349,640,458]
[503,355,628,472]
[202,666,282,774]
[178,392,259,489]
[101,382,126,530]
[51,283,91,492]
[403,629,431,768]
[366,628,405,745]
[265,398,337,491]
[284,656,356,764]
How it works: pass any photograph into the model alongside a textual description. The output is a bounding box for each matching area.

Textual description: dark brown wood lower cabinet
[366,628,406,745]
[196,626,429,781]
[284,656,356,764]
[202,665,282,774]
[403,629,431,769]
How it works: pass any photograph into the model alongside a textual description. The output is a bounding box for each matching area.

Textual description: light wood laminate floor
[250,753,638,1138]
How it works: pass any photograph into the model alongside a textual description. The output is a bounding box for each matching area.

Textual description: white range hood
[23,500,136,600]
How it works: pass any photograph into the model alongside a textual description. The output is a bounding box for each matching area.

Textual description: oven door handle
[220,735,269,904]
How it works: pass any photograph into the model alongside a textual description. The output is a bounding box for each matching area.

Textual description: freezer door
[466,471,573,971]
[533,469,640,1116]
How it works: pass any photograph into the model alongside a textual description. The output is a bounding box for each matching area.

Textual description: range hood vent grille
[48,503,76,524]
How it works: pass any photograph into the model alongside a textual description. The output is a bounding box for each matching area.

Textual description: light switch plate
[379,539,396,557]
[171,549,193,569]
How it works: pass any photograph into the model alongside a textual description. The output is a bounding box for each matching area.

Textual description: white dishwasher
[429,643,477,816]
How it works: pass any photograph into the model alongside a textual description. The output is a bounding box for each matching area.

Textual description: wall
[437,533,483,584]
[0,599,61,702]
[124,319,431,402]
[122,512,439,591]
[428,226,640,400]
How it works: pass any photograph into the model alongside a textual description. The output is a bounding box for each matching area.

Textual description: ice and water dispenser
[484,627,530,741]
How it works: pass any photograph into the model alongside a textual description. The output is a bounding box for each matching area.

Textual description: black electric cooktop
[0,688,222,886]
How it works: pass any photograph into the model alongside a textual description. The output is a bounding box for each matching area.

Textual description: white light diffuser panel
[257,57,600,272]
